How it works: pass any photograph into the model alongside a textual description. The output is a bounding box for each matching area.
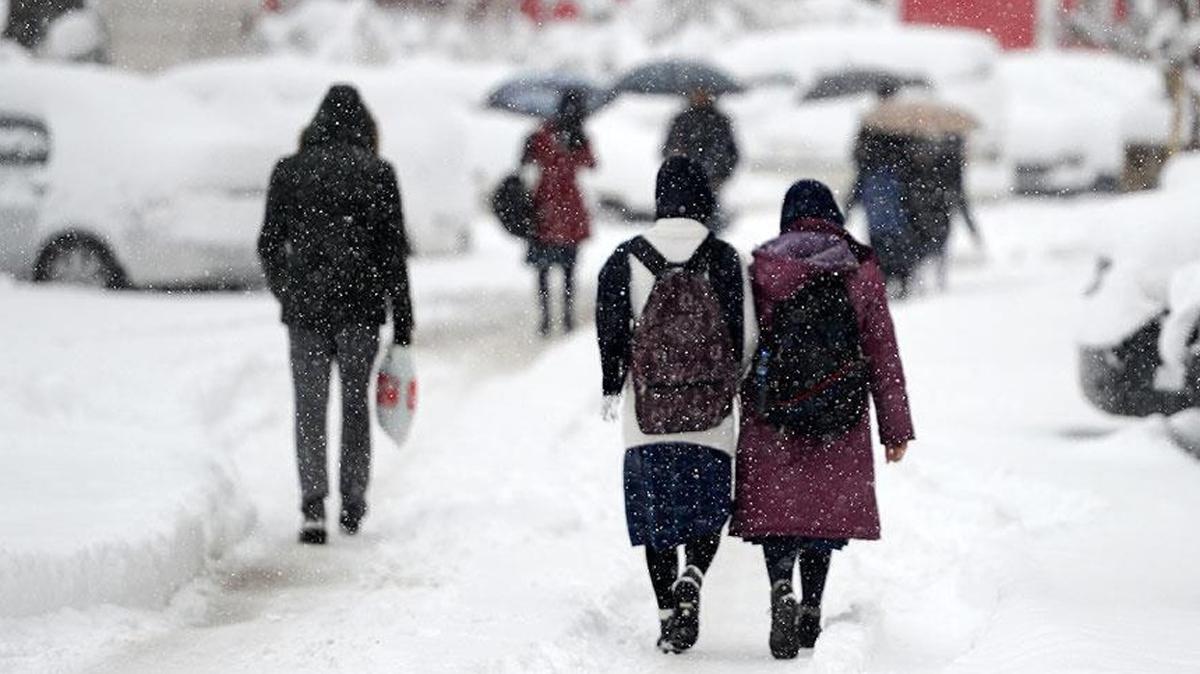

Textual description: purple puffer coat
[731,218,914,541]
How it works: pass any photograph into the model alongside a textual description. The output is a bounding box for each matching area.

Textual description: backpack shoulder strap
[627,236,671,277]
[682,233,718,274]
[696,236,745,365]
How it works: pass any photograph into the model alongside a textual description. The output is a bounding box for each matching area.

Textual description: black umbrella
[802,68,930,102]
[485,73,614,119]
[612,59,745,97]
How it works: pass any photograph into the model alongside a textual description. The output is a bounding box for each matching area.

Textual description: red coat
[731,218,914,541]
[525,123,595,247]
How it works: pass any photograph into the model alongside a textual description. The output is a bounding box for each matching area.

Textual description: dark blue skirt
[623,443,732,549]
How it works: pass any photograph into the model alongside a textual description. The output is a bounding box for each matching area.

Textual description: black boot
[770,581,801,659]
[299,500,326,545]
[665,566,703,653]
[339,502,365,536]
[299,517,326,545]
[796,605,822,649]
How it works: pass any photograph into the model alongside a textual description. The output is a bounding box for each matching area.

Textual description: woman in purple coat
[731,180,914,658]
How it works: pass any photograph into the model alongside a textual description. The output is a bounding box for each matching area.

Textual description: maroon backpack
[629,236,740,435]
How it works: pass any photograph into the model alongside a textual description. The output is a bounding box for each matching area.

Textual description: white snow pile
[0,287,253,618]
[1077,154,1200,348]
[38,8,104,61]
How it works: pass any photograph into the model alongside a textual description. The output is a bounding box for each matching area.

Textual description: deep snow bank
[0,285,253,617]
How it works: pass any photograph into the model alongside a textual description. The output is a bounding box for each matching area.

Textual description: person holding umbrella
[521,87,597,337]
[846,83,981,297]
[662,87,740,232]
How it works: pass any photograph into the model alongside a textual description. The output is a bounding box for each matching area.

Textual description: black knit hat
[780,179,845,230]
[655,156,715,224]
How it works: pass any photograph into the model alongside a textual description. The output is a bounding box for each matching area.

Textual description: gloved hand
[393,326,412,347]
[601,395,621,422]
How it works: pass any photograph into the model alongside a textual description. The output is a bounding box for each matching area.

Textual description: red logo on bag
[377,373,400,408]
[406,379,418,412]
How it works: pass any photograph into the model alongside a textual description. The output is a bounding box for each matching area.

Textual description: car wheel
[33,233,127,289]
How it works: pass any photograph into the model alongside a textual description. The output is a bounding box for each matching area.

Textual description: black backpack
[751,274,869,437]
[491,173,534,239]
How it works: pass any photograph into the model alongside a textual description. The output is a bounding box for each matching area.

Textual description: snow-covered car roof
[998,51,1171,150]
[715,25,1000,90]
[0,62,277,227]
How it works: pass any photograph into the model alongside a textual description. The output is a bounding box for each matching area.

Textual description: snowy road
[5,201,1200,673]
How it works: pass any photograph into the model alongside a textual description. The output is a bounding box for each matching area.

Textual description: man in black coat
[258,84,414,545]
[662,88,740,231]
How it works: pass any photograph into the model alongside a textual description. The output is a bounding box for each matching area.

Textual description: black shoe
[298,518,327,545]
[339,504,365,536]
[769,581,801,660]
[665,566,703,653]
[796,605,822,649]
[655,612,675,653]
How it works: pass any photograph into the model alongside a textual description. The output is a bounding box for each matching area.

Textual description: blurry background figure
[845,85,917,299]
[847,81,981,297]
[662,87,740,232]
[258,84,413,545]
[521,86,596,337]
[906,133,982,291]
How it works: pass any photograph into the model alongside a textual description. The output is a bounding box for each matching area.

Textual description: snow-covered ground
[4,189,1200,672]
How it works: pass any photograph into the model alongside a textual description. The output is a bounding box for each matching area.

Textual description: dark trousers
[289,325,380,520]
[537,261,576,333]
[645,533,722,610]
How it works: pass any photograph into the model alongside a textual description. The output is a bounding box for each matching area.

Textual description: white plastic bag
[375,345,417,447]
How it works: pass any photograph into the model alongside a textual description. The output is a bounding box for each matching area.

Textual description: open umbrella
[612,59,744,97]
[862,99,978,139]
[802,68,930,102]
[485,73,613,119]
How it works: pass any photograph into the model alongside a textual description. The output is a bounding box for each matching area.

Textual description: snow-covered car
[0,60,476,289]
[1078,154,1200,417]
[998,51,1173,195]
[713,25,1012,200]
[162,56,481,256]
[0,63,276,288]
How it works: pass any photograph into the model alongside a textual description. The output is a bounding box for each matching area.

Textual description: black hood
[781,179,845,229]
[302,84,378,153]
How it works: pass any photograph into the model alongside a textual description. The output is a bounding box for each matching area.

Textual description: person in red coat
[521,88,596,336]
[731,180,914,656]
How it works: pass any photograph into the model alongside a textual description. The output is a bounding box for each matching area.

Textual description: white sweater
[618,218,757,455]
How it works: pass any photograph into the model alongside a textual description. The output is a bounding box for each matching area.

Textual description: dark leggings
[645,533,722,611]
[763,538,833,609]
[537,261,576,331]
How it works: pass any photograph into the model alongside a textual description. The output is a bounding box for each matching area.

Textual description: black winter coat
[663,104,740,188]
[258,143,413,342]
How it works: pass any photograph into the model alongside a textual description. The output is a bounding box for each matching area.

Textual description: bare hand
[886,442,908,464]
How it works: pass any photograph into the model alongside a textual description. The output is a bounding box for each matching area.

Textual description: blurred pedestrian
[522,87,596,337]
[732,180,914,657]
[663,87,740,232]
[907,134,982,290]
[845,126,918,298]
[595,156,756,654]
[258,84,414,545]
